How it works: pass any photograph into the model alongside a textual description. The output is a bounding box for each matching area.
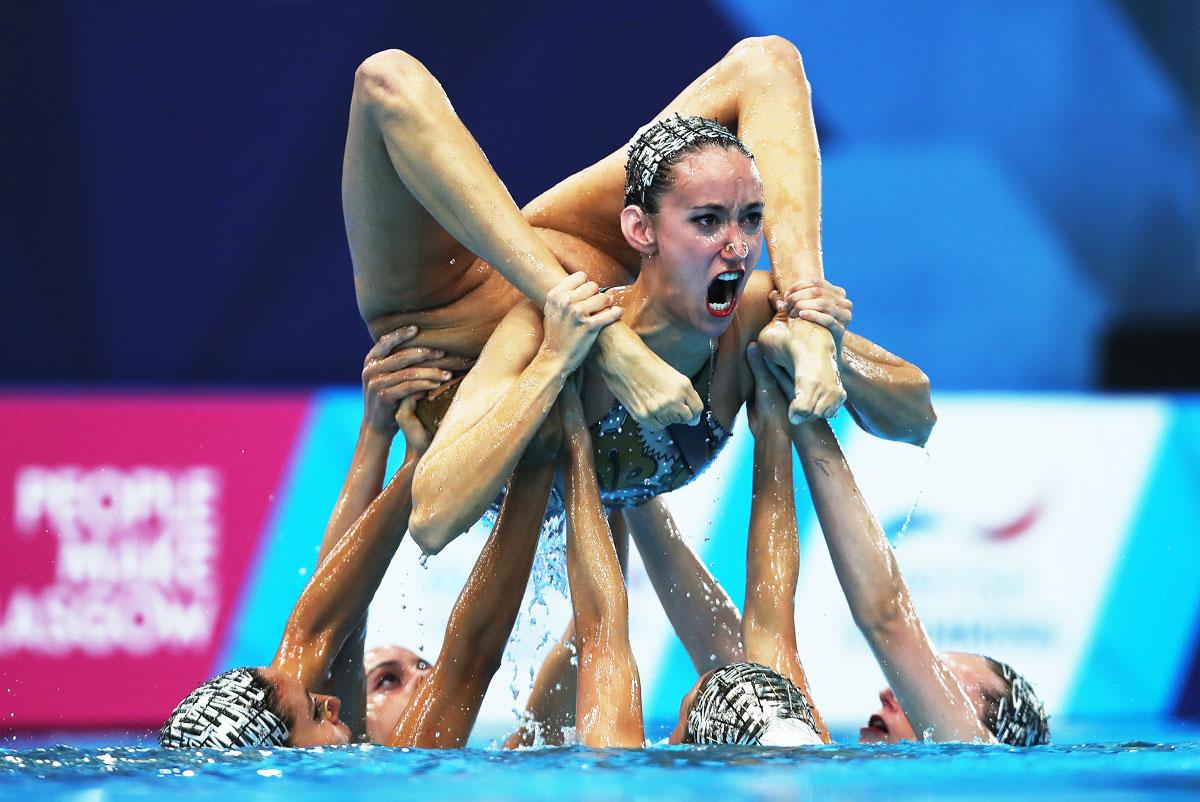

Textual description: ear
[620,205,658,256]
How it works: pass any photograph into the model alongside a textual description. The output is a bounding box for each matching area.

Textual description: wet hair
[684,662,822,746]
[980,657,1051,746]
[624,114,753,214]
[159,667,291,749]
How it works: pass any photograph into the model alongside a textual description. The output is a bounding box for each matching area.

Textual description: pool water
[4,721,1199,802]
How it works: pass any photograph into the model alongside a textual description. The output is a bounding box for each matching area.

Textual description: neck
[617,273,716,376]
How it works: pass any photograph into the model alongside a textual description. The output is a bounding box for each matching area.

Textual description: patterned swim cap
[159,667,290,749]
[984,658,1051,746]
[624,114,750,209]
[684,662,822,746]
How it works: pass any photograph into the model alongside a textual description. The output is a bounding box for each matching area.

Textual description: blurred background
[1,1,1198,743]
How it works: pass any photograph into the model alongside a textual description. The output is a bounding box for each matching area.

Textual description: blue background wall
[3,1,1196,389]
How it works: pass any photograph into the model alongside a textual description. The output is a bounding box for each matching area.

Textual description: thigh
[342,89,483,327]
[520,45,754,269]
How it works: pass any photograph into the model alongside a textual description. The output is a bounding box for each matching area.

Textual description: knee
[354,49,439,116]
[726,35,807,87]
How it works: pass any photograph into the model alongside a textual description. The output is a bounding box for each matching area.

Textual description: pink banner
[0,394,308,729]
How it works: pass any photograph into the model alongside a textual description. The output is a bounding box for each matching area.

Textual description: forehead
[365,645,420,671]
[663,147,763,206]
[261,667,307,710]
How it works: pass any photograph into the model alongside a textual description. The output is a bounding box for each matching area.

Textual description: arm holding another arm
[410,273,620,554]
[742,343,830,742]
[562,380,645,748]
[768,280,935,446]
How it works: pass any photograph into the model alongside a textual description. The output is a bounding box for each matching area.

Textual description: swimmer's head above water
[159,666,351,749]
[862,652,1050,746]
[668,662,823,746]
[364,645,434,744]
[621,115,765,334]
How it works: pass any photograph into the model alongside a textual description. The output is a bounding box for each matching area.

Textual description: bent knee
[408,492,455,556]
[726,35,806,84]
[354,49,439,114]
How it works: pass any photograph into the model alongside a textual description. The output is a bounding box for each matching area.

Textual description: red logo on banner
[0,394,308,730]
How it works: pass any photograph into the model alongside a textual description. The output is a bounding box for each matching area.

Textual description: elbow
[852,595,908,645]
[884,369,937,448]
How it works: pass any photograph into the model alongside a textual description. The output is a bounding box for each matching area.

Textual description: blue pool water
[3,721,1199,801]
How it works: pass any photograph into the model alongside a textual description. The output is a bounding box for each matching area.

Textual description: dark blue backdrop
[2,2,1197,388]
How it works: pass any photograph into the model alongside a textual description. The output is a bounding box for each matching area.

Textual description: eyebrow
[689,202,764,212]
[369,660,402,673]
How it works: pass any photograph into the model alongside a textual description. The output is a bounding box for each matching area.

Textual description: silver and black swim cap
[684,662,822,746]
[984,657,1051,746]
[159,667,290,749]
[624,114,751,209]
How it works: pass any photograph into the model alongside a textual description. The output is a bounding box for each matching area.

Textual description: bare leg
[344,51,702,429]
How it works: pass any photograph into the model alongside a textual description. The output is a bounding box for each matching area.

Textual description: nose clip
[319,698,335,721]
[723,241,749,259]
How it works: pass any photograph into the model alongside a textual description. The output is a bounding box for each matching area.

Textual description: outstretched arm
[391,457,556,748]
[410,273,619,554]
[743,344,830,742]
[271,395,433,724]
[790,419,994,743]
[562,381,645,748]
[274,330,443,739]
[320,329,446,737]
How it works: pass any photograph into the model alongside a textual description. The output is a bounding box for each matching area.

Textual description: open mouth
[706,269,744,317]
[859,714,889,743]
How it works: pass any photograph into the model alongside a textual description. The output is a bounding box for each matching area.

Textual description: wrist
[786,316,834,347]
[360,420,397,447]
[531,345,574,387]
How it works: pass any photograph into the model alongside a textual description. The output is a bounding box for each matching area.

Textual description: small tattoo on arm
[813,458,831,477]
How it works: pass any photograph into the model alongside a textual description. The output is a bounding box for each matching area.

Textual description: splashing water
[894,445,933,542]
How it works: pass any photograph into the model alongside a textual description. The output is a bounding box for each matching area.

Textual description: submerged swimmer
[789,415,1050,745]
[161,254,619,749]
[160,330,440,747]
